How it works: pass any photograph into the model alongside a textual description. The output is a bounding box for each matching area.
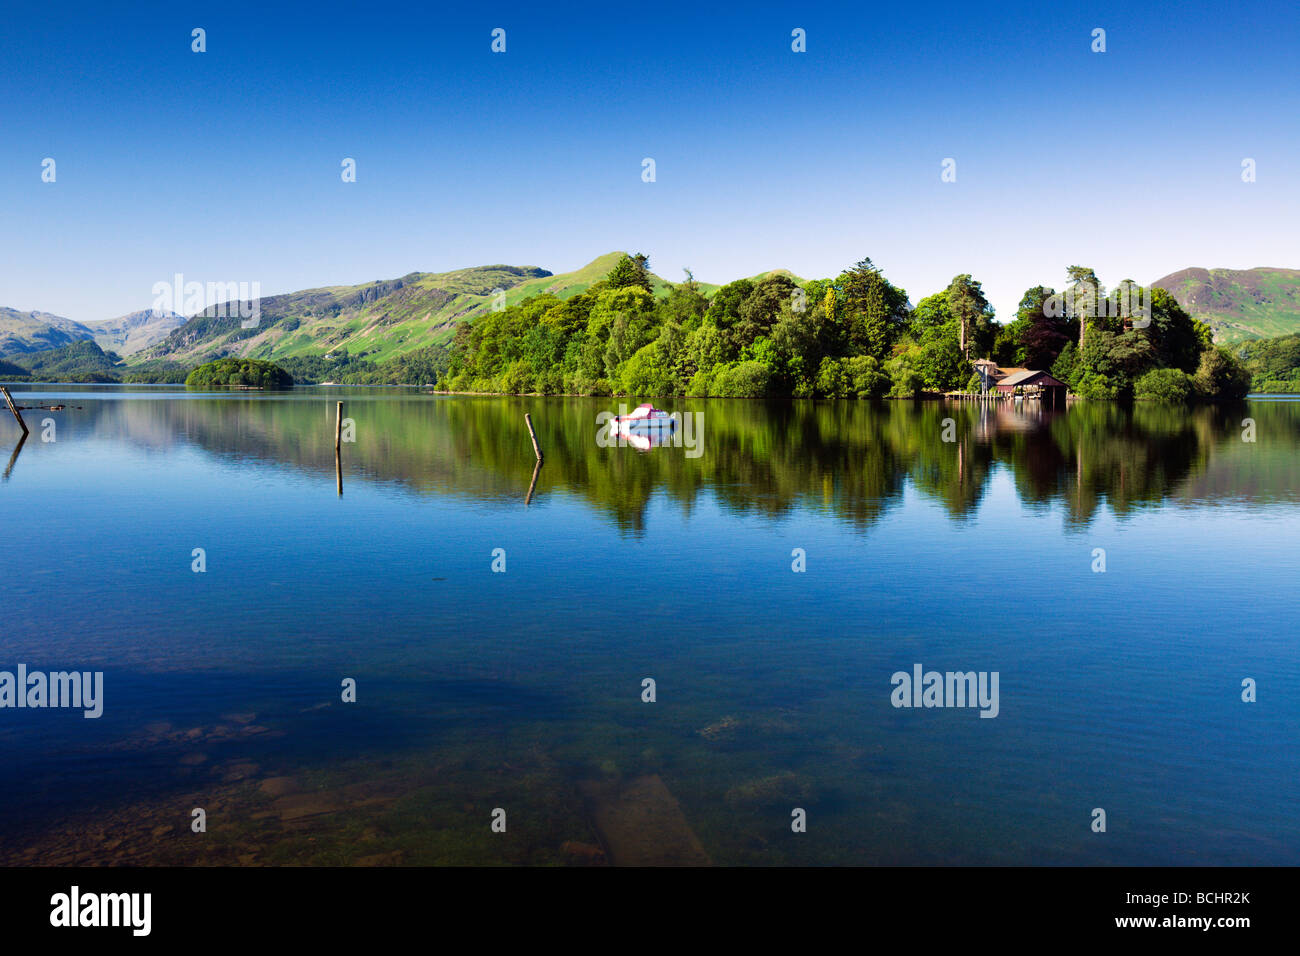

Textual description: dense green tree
[905,292,960,390]
[705,279,756,351]
[1135,368,1193,403]
[834,258,910,361]
[1138,286,1209,374]
[1236,332,1300,391]
[884,350,924,398]
[711,360,772,397]
[1051,341,1079,386]
[606,253,653,292]
[769,303,828,396]
[945,274,996,359]
[1016,285,1070,369]
[662,273,709,325]
[733,274,797,351]
[185,358,293,388]
[1192,347,1252,402]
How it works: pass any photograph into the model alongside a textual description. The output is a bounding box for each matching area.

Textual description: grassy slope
[1152,267,1300,343]
[131,254,810,367]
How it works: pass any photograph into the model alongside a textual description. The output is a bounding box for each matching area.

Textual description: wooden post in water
[1,386,28,436]
[334,402,344,496]
[525,413,543,463]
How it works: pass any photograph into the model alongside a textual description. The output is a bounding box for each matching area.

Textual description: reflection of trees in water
[1000,403,1211,526]
[697,402,910,531]
[86,391,1296,534]
[900,403,997,519]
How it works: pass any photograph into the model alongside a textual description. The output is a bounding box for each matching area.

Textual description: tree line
[442,255,1252,403]
[0,340,450,387]
[1235,333,1300,393]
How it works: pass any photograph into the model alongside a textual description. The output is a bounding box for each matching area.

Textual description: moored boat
[613,403,677,431]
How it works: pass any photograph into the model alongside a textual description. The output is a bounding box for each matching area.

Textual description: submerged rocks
[698,715,740,741]
[220,762,260,783]
[257,776,300,798]
[724,771,814,808]
[578,775,711,866]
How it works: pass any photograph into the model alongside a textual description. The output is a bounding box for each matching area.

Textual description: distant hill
[1,340,122,382]
[133,253,808,367]
[0,306,185,358]
[83,309,187,354]
[134,261,569,366]
[0,308,96,354]
[1151,267,1300,342]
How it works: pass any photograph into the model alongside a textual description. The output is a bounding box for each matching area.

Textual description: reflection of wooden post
[1,386,28,435]
[333,401,344,496]
[3,432,26,481]
[525,413,542,462]
[525,457,541,506]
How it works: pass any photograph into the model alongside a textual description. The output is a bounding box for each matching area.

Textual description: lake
[1,386,1298,865]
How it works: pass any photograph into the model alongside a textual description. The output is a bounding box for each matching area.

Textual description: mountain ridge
[0,307,186,356]
[1148,266,1300,342]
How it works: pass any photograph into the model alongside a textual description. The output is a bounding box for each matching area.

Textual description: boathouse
[994,369,1068,408]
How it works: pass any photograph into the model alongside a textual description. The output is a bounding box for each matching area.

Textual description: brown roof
[975,366,1029,382]
[973,361,1028,380]
[997,369,1066,388]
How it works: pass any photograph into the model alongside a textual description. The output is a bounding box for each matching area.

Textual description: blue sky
[2,0,1298,322]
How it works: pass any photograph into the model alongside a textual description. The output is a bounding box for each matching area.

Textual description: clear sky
[3,0,1297,322]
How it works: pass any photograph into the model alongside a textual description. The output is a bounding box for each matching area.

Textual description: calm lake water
[2,386,1298,865]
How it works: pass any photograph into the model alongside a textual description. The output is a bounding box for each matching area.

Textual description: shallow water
[2,386,1298,865]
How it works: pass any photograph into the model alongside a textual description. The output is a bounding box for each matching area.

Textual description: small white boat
[613,403,677,432]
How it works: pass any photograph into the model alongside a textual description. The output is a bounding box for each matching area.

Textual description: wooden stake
[0,386,28,436]
[335,446,343,497]
[524,413,543,462]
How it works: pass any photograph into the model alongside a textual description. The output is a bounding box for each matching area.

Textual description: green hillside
[1,340,123,382]
[1151,267,1300,343]
[131,254,808,367]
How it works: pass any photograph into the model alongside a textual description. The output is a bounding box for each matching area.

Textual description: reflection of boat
[614,404,676,432]
[618,428,677,451]
[612,404,677,451]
